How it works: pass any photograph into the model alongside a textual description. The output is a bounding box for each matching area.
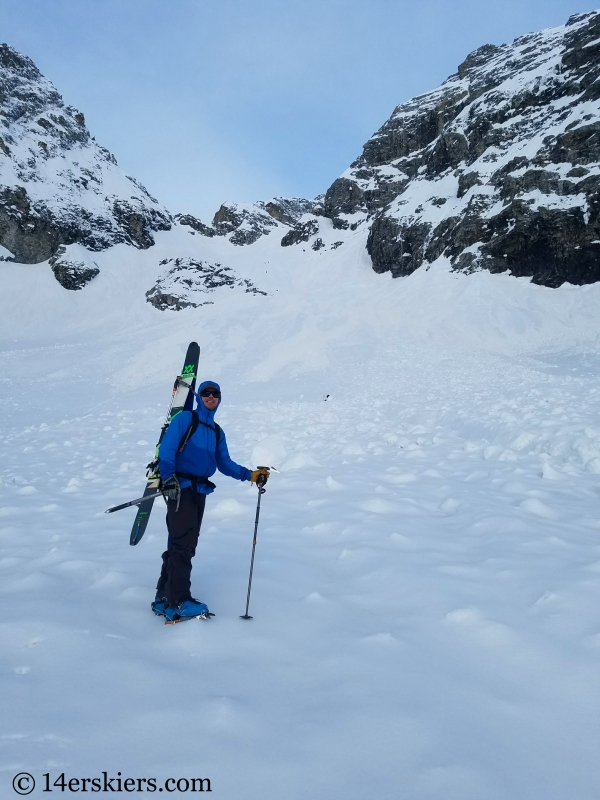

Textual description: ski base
[129,480,160,546]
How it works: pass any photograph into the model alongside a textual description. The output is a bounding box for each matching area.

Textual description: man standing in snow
[151,380,269,623]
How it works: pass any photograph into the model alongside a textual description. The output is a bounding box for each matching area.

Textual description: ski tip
[130,527,141,546]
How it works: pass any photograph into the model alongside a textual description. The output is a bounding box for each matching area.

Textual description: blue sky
[1,0,597,218]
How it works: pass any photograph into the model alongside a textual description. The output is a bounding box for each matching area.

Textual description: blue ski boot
[151,595,166,617]
[164,597,211,624]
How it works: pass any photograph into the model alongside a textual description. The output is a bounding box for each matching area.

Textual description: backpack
[146,411,221,483]
[174,411,222,492]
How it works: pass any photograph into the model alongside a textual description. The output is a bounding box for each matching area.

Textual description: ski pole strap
[175,472,217,491]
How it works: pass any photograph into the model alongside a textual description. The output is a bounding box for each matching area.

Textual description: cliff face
[0,45,171,264]
[321,11,600,287]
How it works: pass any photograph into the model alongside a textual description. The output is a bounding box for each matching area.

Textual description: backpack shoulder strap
[178,410,199,453]
[178,412,222,454]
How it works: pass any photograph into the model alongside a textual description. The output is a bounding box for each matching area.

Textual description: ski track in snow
[1,335,600,799]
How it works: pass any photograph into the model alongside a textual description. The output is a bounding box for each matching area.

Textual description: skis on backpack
[127,341,200,546]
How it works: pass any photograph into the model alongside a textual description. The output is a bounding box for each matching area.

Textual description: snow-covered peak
[319,10,600,287]
[0,43,171,263]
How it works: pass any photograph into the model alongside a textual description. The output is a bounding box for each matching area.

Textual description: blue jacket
[158,380,251,493]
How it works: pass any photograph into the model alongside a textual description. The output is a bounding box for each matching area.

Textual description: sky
[1,0,598,219]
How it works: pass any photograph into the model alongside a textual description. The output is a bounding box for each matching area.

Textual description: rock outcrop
[176,197,317,246]
[174,214,216,237]
[146,257,266,311]
[322,11,600,287]
[49,244,100,290]
[0,44,171,265]
[281,219,319,247]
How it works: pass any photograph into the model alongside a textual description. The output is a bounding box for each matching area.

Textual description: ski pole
[105,490,163,514]
[240,471,268,620]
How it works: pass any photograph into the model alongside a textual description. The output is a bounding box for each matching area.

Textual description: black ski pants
[156,488,206,607]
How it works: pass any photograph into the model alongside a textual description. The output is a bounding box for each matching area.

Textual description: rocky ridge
[0,44,171,265]
[317,10,600,287]
[176,197,317,246]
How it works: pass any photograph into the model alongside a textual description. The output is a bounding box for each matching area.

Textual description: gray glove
[162,475,181,507]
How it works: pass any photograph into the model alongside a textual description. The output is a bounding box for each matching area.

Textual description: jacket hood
[196,380,221,423]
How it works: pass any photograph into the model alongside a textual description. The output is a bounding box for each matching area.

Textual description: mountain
[0,44,171,270]
[4,10,600,294]
[180,10,600,290]
[312,10,600,288]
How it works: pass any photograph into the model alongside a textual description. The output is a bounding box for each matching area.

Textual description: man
[152,380,269,623]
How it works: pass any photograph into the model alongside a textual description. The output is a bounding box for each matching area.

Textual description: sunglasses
[200,389,221,398]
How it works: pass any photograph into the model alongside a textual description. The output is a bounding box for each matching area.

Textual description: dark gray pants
[156,488,206,607]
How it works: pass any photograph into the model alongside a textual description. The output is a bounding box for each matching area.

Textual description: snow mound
[251,434,287,468]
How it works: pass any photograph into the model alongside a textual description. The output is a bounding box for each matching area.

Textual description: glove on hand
[162,475,181,503]
[250,467,270,487]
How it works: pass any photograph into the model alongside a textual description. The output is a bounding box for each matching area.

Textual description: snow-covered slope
[0,44,171,265]
[317,10,600,287]
[2,223,600,799]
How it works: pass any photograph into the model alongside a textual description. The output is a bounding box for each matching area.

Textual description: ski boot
[164,597,213,624]
[151,595,166,617]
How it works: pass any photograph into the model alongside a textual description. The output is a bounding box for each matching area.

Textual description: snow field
[2,332,600,799]
[2,218,600,797]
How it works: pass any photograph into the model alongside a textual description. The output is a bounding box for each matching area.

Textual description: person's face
[200,389,220,410]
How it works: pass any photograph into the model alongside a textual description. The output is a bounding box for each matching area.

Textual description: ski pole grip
[256,466,269,489]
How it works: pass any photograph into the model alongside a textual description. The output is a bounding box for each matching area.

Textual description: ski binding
[165,612,215,625]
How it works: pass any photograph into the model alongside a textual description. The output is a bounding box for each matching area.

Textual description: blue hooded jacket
[158,380,251,493]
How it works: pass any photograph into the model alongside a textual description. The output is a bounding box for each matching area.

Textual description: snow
[1,217,600,798]
[0,243,14,260]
